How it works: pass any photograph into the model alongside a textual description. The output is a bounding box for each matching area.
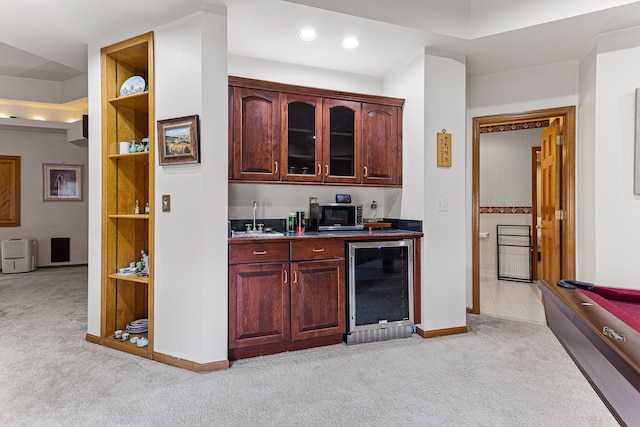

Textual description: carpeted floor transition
[0,266,618,426]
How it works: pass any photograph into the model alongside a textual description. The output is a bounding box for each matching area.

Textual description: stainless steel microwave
[309,203,363,231]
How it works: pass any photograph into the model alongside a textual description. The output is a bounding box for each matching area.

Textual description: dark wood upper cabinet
[362,103,401,186]
[281,93,323,182]
[229,76,403,187]
[231,87,281,180]
[322,99,362,185]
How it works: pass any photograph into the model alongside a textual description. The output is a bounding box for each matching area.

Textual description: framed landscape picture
[43,164,82,201]
[157,115,200,165]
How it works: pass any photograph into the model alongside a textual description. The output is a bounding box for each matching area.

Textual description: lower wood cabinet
[291,259,345,341]
[228,240,345,360]
[228,262,290,349]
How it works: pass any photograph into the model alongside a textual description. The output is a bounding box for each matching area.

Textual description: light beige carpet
[0,266,617,426]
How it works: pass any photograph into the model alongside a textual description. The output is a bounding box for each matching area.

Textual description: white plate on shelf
[120,75,146,97]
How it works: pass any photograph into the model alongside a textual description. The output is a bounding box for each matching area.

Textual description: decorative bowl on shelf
[120,75,146,97]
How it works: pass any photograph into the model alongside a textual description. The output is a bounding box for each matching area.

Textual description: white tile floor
[480,275,547,325]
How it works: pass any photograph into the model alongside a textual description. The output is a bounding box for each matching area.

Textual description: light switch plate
[162,195,171,212]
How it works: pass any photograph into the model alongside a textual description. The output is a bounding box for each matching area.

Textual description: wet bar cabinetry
[228,232,422,360]
[228,238,345,360]
[230,87,280,181]
[98,32,154,358]
[228,76,403,187]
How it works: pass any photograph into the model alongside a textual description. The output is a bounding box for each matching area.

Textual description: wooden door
[231,87,281,180]
[322,98,361,184]
[281,93,323,182]
[540,119,562,281]
[362,103,401,185]
[228,262,290,348]
[0,155,20,227]
[291,260,345,340]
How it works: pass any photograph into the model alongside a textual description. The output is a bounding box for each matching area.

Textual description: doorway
[471,106,576,315]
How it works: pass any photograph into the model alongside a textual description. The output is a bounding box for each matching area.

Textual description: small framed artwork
[437,132,452,167]
[157,115,200,165]
[43,164,83,201]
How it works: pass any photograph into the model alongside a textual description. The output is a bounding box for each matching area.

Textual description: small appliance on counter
[308,200,363,231]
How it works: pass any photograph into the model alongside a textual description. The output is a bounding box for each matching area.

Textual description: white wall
[420,52,467,331]
[0,129,88,267]
[467,60,580,111]
[229,54,383,95]
[591,36,640,288]
[86,34,103,337]
[153,11,229,364]
[480,128,542,206]
[577,48,597,281]
[384,49,426,220]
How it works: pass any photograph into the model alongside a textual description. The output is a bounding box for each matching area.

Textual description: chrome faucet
[252,201,257,231]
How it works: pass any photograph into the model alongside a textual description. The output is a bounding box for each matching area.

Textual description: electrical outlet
[371,200,377,210]
[437,197,448,212]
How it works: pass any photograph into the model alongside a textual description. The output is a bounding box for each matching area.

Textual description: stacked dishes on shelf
[125,318,148,334]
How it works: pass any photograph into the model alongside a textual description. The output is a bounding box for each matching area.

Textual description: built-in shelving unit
[100,32,154,359]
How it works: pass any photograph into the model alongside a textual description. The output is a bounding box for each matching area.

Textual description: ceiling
[2,0,640,106]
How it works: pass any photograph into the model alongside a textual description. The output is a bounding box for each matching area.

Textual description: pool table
[539,279,640,426]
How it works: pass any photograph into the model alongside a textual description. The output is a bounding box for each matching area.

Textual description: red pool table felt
[578,286,640,334]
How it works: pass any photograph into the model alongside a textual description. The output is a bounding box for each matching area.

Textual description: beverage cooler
[346,239,414,344]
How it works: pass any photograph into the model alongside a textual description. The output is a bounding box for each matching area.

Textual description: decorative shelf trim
[480,206,532,214]
[480,120,549,133]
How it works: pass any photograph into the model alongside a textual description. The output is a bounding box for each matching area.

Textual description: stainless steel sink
[231,230,284,238]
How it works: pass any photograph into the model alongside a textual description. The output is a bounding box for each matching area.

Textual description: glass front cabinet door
[322,99,361,184]
[282,94,322,182]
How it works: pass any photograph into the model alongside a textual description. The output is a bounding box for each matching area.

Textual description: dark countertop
[228,228,423,244]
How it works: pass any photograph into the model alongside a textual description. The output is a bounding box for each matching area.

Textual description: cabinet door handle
[274,161,278,174]
[364,166,368,177]
[312,248,325,253]
[283,270,288,283]
[317,163,321,176]
[325,164,329,176]
[293,270,297,283]
[253,250,267,255]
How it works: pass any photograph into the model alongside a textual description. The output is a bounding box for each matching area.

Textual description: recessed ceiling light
[297,28,318,42]
[339,37,360,49]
